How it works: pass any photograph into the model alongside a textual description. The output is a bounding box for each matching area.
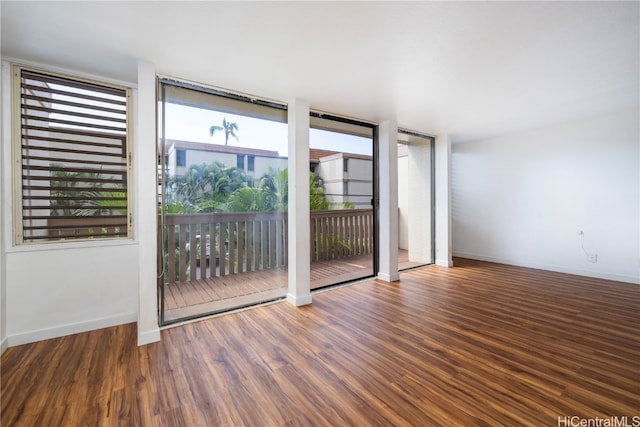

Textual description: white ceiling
[2,1,638,142]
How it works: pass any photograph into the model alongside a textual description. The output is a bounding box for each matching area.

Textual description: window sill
[6,237,138,254]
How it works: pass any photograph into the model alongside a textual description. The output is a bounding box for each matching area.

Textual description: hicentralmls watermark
[558,416,640,427]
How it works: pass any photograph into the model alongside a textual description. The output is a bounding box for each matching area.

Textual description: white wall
[398,150,409,250]
[452,109,640,284]
[1,60,141,346]
[6,244,138,345]
[408,143,433,263]
[435,134,453,267]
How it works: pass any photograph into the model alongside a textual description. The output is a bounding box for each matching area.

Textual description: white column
[407,143,433,263]
[435,134,453,267]
[287,99,312,306]
[136,60,161,345]
[378,120,400,282]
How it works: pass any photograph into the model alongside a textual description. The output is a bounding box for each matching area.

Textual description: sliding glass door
[158,81,289,324]
[309,115,376,289]
[397,131,435,270]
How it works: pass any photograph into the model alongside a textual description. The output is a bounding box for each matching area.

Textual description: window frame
[12,64,133,245]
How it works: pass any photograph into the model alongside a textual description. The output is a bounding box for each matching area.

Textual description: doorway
[397,131,435,270]
[157,80,289,325]
[309,114,376,289]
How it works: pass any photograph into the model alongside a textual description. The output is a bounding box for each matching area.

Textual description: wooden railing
[161,209,373,284]
[310,209,373,262]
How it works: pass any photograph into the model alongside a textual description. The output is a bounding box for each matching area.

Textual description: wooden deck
[162,249,424,321]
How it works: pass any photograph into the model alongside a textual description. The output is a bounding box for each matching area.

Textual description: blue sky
[164,103,372,157]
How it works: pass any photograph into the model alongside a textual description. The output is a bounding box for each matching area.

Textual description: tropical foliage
[50,165,127,217]
[165,163,329,213]
[166,162,252,212]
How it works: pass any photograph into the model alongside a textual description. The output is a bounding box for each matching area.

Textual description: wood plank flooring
[2,258,639,426]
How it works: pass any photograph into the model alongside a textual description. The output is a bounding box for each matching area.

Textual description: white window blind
[16,67,131,243]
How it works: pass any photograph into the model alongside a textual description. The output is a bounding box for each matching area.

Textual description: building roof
[166,140,373,162]
[309,148,340,163]
[165,139,284,158]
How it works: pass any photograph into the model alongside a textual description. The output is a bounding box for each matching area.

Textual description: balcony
[159,209,421,321]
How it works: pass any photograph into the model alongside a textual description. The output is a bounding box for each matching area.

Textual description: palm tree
[309,173,329,210]
[259,167,288,212]
[209,117,239,146]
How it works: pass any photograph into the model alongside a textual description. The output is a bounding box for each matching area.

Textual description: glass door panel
[158,82,288,324]
[398,131,435,270]
[309,117,375,289]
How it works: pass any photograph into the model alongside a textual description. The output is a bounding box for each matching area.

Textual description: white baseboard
[453,252,640,285]
[137,327,161,346]
[7,312,137,347]
[435,258,453,267]
[286,293,312,307]
[377,272,400,282]
[0,336,8,355]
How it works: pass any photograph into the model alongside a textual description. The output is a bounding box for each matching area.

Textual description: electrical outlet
[588,254,598,263]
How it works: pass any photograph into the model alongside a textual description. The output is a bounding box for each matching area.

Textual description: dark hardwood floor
[2,258,639,426]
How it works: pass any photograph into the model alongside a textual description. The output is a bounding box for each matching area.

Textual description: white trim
[137,327,161,346]
[7,312,136,347]
[157,72,285,108]
[4,238,137,254]
[2,56,137,88]
[436,259,454,267]
[286,293,312,307]
[377,272,400,282]
[9,63,135,247]
[453,251,640,285]
[1,61,13,255]
[1,61,8,357]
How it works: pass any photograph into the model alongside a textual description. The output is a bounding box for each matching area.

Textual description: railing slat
[269,220,276,268]
[245,221,252,272]
[275,218,282,267]
[229,221,236,275]
[219,222,226,277]
[284,217,288,267]
[189,224,197,281]
[261,220,268,270]
[238,221,245,273]
[179,224,187,283]
[209,223,216,278]
[200,223,207,280]
[168,224,176,284]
